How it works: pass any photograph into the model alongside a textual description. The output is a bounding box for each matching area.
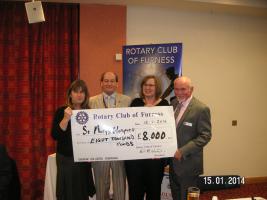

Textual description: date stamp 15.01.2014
[203,176,245,185]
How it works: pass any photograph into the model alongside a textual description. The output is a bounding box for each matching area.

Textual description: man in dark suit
[0,144,12,200]
[0,145,21,200]
[170,76,212,200]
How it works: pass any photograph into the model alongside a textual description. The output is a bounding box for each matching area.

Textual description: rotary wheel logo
[76,111,89,125]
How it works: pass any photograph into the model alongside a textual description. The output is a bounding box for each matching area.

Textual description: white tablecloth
[44,153,57,200]
[44,154,172,200]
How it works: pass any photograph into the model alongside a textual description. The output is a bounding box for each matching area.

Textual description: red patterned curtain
[0,1,79,199]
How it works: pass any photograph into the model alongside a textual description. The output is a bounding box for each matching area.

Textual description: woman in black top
[51,80,95,200]
[125,75,169,200]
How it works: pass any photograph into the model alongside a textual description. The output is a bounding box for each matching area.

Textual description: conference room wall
[79,4,267,177]
[80,4,126,96]
[126,5,267,177]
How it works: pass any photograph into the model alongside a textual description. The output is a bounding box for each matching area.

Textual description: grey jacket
[171,97,212,176]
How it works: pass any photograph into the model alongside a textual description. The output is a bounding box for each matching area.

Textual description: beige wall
[127,5,267,177]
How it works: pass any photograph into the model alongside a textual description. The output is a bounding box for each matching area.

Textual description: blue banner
[123,43,182,99]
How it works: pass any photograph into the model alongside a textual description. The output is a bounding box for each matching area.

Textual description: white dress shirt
[175,95,193,125]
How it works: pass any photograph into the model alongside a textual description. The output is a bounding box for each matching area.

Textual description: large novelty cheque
[71,106,177,162]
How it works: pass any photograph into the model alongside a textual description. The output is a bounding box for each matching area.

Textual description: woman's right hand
[63,107,72,121]
[59,107,72,131]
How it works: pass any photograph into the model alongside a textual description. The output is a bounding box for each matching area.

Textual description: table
[226,198,266,200]
[43,153,96,200]
[44,154,173,200]
[44,153,57,200]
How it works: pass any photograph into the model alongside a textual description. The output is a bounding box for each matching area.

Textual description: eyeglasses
[103,79,117,84]
[143,84,156,87]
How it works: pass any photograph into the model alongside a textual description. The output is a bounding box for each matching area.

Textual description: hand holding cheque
[71,106,177,162]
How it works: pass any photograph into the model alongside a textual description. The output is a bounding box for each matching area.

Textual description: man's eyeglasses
[103,79,117,84]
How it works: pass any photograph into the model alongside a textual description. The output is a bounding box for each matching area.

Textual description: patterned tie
[174,102,182,125]
[107,96,115,108]
[107,96,111,108]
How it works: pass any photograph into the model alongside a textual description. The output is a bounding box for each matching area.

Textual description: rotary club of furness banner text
[123,43,183,100]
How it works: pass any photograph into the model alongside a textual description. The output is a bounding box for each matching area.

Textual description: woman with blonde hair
[125,75,169,200]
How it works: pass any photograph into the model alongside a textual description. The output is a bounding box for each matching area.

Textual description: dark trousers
[169,165,198,200]
[125,159,164,200]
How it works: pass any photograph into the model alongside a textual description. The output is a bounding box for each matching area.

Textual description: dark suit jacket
[0,145,21,200]
[171,97,212,176]
[0,145,12,199]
